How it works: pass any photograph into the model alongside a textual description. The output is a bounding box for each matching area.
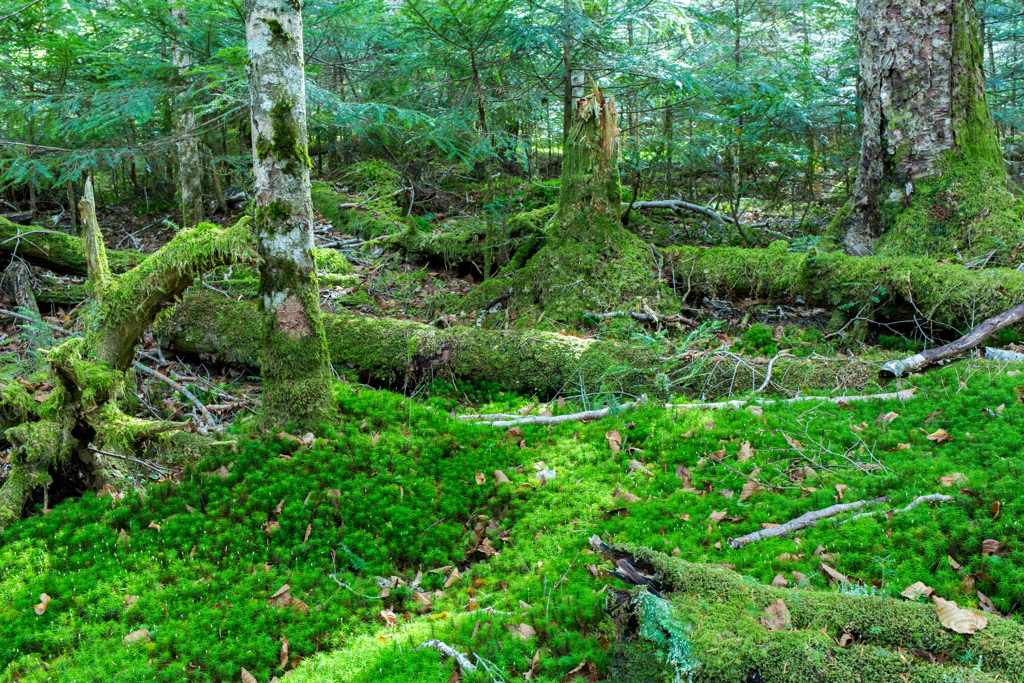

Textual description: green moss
[311,162,403,238]
[507,203,556,234]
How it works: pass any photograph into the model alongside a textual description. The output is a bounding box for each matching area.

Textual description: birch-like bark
[845,0,1005,255]
[170,0,203,227]
[243,0,333,429]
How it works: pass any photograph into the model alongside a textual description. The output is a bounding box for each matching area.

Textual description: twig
[729,497,889,548]
[841,493,954,525]
[329,574,382,599]
[754,352,794,393]
[132,361,214,429]
[418,640,477,672]
[474,397,648,427]
[545,550,580,620]
[86,446,170,474]
[0,307,71,337]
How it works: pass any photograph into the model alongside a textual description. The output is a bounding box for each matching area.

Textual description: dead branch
[624,199,736,225]
[880,300,1024,378]
[417,640,476,672]
[131,361,214,432]
[585,310,695,325]
[729,497,888,548]
[841,493,954,525]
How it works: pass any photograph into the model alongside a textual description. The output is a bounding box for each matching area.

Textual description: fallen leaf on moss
[783,434,803,450]
[900,581,934,600]
[771,575,788,588]
[380,609,397,626]
[278,635,289,670]
[628,459,652,476]
[605,430,622,453]
[267,584,291,608]
[939,472,966,486]
[474,470,485,485]
[507,623,536,640]
[708,509,727,524]
[775,553,804,562]
[494,470,511,485]
[932,595,987,634]
[927,429,953,443]
[675,465,696,492]
[414,592,433,608]
[819,563,848,585]
[887,443,911,451]
[123,629,150,645]
[739,476,766,503]
[560,659,598,682]
[835,484,847,501]
[614,488,641,503]
[737,441,754,462]
[241,668,257,683]
[991,501,1001,520]
[444,568,462,589]
[977,591,1003,617]
[33,594,50,615]
[838,632,853,647]
[982,539,1006,556]
[760,599,791,631]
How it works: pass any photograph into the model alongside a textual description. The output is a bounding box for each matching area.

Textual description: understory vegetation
[2,361,1023,682]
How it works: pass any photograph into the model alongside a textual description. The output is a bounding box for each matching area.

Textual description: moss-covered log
[669,241,1024,335]
[0,216,145,275]
[154,290,656,394]
[605,543,1024,682]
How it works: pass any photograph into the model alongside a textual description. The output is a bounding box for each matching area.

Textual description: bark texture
[171,0,204,228]
[844,0,1017,257]
[244,0,334,429]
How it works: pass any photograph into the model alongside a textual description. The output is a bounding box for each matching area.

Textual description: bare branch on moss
[131,361,214,432]
[729,496,889,548]
[417,640,477,672]
[841,493,954,526]
[880,300,1024,379]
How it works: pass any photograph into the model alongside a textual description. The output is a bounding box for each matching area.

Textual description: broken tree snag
[170,0,203,228]
[880,300,1024,379]
[244,0,333,430]
[842,0,1020,258]
[1,260,41,321]
[0,216,145,275]
[596,542,1024,682]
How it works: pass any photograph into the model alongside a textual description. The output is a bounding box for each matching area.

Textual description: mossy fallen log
[670,241,1024,335]
[602,543,1024,683]
[0,216,145,275]
[154,290,655,394]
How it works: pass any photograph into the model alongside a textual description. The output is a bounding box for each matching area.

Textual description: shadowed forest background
[1,0,1024,681]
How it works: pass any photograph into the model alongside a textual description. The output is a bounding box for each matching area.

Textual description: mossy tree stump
[843,0,1023,259]
[243,0,334,429]
[520,84,664,319]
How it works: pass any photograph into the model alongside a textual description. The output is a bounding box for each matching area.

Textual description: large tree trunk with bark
[243,0,334,429]
[843,0,1021,258]
[170,0,203,228]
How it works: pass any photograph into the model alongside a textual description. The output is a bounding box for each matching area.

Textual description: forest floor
[1,178,1023,683]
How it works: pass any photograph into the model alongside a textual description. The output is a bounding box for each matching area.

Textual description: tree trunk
[843,0,1020,258]
[171,0,203,228]
[243,0,334,429]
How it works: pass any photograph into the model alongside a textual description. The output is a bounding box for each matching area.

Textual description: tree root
[593,540,1024,683]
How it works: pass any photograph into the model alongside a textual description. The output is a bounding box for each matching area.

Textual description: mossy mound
[875,156,1024,261]
[310,160,403,238]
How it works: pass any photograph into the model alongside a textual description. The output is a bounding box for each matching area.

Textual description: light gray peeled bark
[243,0,334,429]
[170,0,203,228]
[845,0,1005,255]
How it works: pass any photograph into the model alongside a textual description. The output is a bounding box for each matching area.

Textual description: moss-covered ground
[3,359,1024,682]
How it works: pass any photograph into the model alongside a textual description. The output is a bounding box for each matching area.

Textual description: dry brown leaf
[927,428,953,444]
[123,628,151,645]
[977,590,1003,617]
[560,659,599,683]
[939,472,966,486]
[835,484,847,501]
[507,623,537,640]
[493,469,511,485]
[444,568,462,589]
[380,609,397,627]
[900,581,934,600]
[675,465,696,492]
[982,539,1005,556]
[887,443,911,451]
[783,434,803,450]
[605,430,622,454]
[746,405,764,417]
[33,593,51,616]
[708,509,728,524]
[203,465,230,479]
[739,479,766,503]
[819,563,848,585]
[775,553,804,562]
[711,448,726,461]
[932,595,987,634]
[474,470,485,485]
[279,635,290,670]
[770,575,788,588]
[289,597,309,615]
[615,488,641,504]
[267,584,291,609]
[124,594,138,608]
[838,632,854,647]
[414,592,433,608]
[427,565,454,574]
[760,598,791,631]
[991,501,1001,520]
[628,459,652,476]
[737,441,754,462]
[518,403,536,416]
[241,668,258,683]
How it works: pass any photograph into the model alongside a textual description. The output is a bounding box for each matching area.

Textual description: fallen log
[0,216,145,275]
[880,300,1024,378]
[666,240,1024,336]
[594,540,1024,683]
[624,199,736,225]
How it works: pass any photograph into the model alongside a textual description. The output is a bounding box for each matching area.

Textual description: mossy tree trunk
[843,0,1020,258]
[170,0,203,228]
[243,0,334,429]
[0,178,255,533]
